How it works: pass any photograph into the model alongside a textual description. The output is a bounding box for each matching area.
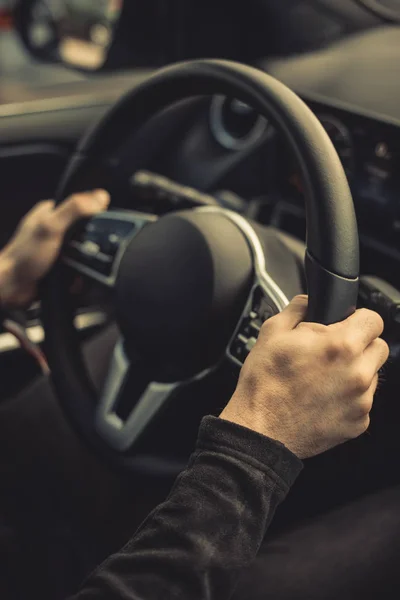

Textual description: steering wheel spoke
[95,340,179,452]
[63,210,157,287]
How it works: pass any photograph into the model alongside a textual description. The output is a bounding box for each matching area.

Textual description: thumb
[266,295,308,332]
[52,189,110,232]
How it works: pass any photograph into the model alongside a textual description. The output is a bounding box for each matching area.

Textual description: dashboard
[288,100,400,226]
[205,92,400,228]
[207,91,400,217]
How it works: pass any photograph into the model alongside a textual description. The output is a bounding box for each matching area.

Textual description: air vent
[209,95,268,151]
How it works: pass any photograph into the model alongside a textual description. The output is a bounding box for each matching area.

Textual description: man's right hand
[220,295,389,459]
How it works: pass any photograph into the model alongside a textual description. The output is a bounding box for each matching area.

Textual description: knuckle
[295,321,313,343]
[352,369,372,393]
[35,216,56,238]
[324,337,343,361]
[299,321,326,334]
[260,317,275,337]
[353,396,373,419]
[296,321,312,333]
[68,194,88,214]
[35,200,51,211]
[374,313,385,334]
[21,201,49,227]
[271,343,296,374]
[376,338,390,362]
[359,308,384,335]
[325,336,357,362]
[341,337,357,358]
[291,294,308,307]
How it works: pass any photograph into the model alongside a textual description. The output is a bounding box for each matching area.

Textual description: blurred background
[0,0,122,102]
[3,1,399,105]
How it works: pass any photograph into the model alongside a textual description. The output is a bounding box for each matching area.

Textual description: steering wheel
[41,60,359,475]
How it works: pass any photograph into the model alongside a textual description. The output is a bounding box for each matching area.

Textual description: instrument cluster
[290,102,400,226]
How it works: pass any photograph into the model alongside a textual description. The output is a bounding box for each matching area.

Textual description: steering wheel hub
[116,210,253,379]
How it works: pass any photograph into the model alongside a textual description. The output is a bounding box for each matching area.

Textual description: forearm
[71,416,302,600]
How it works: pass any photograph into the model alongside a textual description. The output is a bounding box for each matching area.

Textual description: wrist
[220,397,302,459]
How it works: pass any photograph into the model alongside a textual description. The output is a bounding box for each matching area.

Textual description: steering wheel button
[102,233,121,256]
[108,233,120,244]
[241,320,261,338]
[81,240,101,256]
[240,319,252,337]
[250,321,261,335]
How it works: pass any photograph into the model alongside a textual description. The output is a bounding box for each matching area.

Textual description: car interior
[2,0,400,598]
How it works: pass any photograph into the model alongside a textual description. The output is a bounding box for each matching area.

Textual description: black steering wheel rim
[41,59,359,475]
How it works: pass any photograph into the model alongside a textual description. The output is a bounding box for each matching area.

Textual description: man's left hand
[0,189,110,309]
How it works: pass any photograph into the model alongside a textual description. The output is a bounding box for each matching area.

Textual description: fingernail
[93,189,110,208]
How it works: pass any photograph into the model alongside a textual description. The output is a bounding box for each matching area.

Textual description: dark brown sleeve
[71,415,303,600]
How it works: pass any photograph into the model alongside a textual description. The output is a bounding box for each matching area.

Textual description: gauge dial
[318,115,355,178]
[209,96,268,151]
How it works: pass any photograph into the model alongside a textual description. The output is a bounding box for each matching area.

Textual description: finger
[264,295,308,333]
[332,308,384,351]
[349,387,375,421]
[51,190,110,232]
[23,200,55,224]
[363,337,390,373]
[370,372,379,396]
[350,343,387,401]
